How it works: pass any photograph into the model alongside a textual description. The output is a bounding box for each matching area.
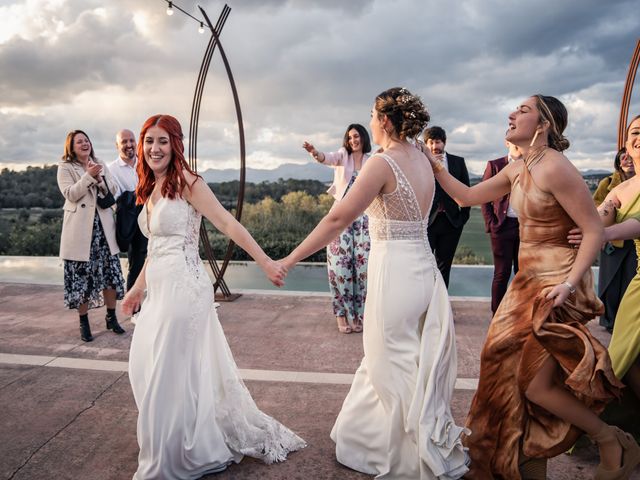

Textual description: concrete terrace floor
[0,282,638,480]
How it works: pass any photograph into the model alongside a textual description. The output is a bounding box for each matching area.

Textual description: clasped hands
[86,160,102,179]
[262,256,296,288]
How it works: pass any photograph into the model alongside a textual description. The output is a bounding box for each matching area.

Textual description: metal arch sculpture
[188,4,244,301]
[618,39,640,150]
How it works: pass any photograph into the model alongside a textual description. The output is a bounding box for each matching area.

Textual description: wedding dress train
[129,196,305,480]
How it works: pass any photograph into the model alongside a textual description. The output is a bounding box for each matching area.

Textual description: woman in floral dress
[303,124,371,333]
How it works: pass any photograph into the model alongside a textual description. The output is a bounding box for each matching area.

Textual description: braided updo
[374,87,430,140]
[533,94,570,152]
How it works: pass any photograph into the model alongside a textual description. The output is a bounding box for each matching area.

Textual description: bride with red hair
[122,114,305,479]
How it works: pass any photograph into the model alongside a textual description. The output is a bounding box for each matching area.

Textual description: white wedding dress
[330,153,470,479]
[129,196,306,480]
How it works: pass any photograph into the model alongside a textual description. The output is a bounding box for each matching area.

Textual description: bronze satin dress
[464,151,624,479]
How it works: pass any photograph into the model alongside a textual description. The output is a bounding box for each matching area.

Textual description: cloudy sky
[1,0,639,175]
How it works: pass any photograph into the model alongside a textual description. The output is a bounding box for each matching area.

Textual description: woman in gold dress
[425,95,640,479]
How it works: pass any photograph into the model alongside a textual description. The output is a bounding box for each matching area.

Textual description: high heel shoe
[592,425,640,480]
[105,313,125,334]
[336,316,352,334]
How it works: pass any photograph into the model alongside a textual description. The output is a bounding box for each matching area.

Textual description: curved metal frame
[188,4,245,301]
[618,39,640,150]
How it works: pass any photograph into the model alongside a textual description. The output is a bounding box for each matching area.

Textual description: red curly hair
[135,114,200,205]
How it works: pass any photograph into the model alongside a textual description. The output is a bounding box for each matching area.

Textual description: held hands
[261,258,288,287]
[86,160,102,179]
[122,286,145,316]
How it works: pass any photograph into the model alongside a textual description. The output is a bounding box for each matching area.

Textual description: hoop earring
[529,129,540,147]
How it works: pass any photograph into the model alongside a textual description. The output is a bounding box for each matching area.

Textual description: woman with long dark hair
[303,123,372,333]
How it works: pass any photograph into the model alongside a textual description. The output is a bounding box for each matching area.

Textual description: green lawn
[456,207,492,264]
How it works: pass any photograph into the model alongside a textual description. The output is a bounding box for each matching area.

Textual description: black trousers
[489,217,519,314]
[427,213,464,288]
[126,227,148,291]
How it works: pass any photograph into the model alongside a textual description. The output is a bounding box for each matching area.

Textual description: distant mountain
[580,169,611,176]
[201,162,333,183]
[199,163,612,184]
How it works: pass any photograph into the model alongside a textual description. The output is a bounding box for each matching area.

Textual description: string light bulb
[166,1,174,15]
[199,22,204,33]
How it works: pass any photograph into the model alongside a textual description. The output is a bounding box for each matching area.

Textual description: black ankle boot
[79,315,93,342]
[105,311,125,334]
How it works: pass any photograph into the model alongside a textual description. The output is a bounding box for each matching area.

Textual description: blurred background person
[108,129,148,294]
[303,123,372,334]
[57,130,125,342]
[481,141,522,315]
[424,126,470,287]
[592,147,637,332]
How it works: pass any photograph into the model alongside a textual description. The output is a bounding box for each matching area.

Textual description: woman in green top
[593,147,637,331]
[594,115,640,396]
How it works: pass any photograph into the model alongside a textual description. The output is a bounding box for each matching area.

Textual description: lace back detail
[367,154,424,223]
[366,153,438,277]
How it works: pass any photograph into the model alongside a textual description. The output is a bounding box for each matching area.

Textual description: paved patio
[0,282,637,480]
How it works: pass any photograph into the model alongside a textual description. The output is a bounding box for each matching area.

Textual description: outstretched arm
[604,218,640,242]
[417,142,511,206]
[303,141,345,166]
[282,156,390,268]
[183,173,286,286]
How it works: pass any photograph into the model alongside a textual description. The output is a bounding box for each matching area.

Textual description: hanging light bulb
[166,1,174,15]
[199,22,204,34]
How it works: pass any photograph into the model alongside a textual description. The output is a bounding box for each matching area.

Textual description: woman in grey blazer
[57,130,125,341]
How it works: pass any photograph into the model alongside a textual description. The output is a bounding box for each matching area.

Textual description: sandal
[352,320,363,333]
[336,316,352,334]
[592,425,640,480]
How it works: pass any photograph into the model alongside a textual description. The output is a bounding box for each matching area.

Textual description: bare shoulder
[537,150,583,190]
[611,176,637,194]
[500,158,522,182]
[363,152,395,173]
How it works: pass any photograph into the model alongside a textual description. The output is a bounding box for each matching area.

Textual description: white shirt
[107,157,138,199]
[506,154,519,218]
[439,152,449,172]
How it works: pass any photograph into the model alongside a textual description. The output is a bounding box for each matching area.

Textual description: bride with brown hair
[282,87,469,479]
[425,95,640,479]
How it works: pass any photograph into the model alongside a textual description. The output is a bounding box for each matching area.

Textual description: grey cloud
[1,0,639,174]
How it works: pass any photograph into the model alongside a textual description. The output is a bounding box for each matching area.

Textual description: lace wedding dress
[330,153,469,479]
[129,196,305,480]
